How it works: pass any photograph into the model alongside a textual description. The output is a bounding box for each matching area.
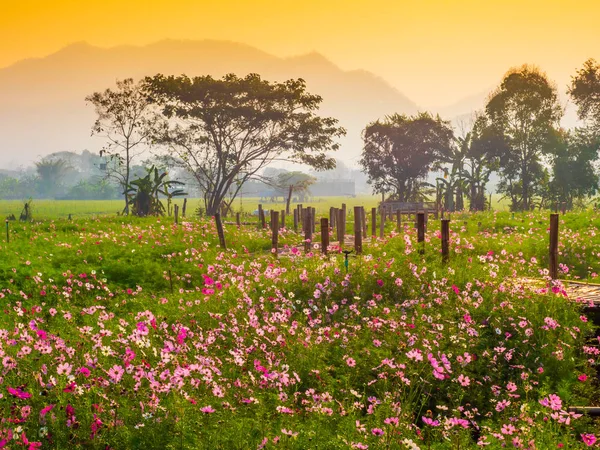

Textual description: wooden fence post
[182,198,187,218]
[549,213,559,279]
[371,207,377,238]
[396,210,401,232]
[293,209,298,232]
[236,212,241,227]
[441,218,450,264]
[361,207,367,237]
[337,209,345,245]
[261,207,266,229]
[379,206,385,238]
[174,205,179,224]
[417,212,425,254]
[271,211,279,256]
[321,218,329,255]
[281,210,285,229]
[304,208,312,253]
[312,207,316,233]
[258,204,263,229]
[330,207,335,229]
[215,213,227,250]
[354,206,362,254]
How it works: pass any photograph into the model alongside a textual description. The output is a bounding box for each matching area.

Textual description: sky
[1,0,599,107]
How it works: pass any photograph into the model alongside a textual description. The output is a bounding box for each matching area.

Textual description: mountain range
[1,39,576,170]
[0,40,428,169]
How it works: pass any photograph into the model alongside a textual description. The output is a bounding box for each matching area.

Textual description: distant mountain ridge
[0,40,421,168]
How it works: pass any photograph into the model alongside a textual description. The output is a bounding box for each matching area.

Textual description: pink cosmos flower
[200,406,215,414]
[7,387,31,399]
[578,374,588,382]
[371,428,384,436]
[346,357,356,367]
[581,434,597,446]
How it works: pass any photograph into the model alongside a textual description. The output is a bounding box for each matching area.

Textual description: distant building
[311,179,355,197]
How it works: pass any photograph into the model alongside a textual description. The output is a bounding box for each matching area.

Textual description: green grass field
[0,194,512,219]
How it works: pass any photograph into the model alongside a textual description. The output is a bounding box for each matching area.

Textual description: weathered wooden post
[330,207,336,229]
[215,213,227,250]
[337,209,345,245]
[236,212,241,227]
[299,205,304,231]
[441,218,450,264]
[321,218,329,255]
[304,208,312,253]
[354,206,363,254]
[281,210,286,229]
[258,204,263,229]
[341,203,347,235]
[379,206,385,238]
[549,213,559,280]
[312,207,316,233]
[361,207,367,237]
[5,220,8,243]
[261,207,266,229]
[271,211,279,256]
[293,209,298,232]
[174,205,179,224]
[182,198,187,217]
[417,212,425,254]
[396,210,401,232]
[371,207,377,239]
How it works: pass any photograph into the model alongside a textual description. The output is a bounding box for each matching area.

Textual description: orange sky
[1,0,598,107]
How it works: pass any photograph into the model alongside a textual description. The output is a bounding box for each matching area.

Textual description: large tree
[86,78,154,215]
[549,128,599,209]
[35,158,74,198]
[484,65,563,211]
[569,59,600,131]
[359,112,454,202]
[144,73,345,216]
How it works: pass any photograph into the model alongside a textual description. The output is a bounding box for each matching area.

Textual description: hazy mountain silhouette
[0,40,420,168]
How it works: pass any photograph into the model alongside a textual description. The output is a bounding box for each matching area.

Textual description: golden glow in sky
[1,0,599,107]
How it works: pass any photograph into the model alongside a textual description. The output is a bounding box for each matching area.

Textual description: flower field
[0,209,599,449]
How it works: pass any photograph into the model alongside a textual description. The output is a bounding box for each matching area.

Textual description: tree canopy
[484,65,563,210]
[360,112,454,202]
[144,73,345,215]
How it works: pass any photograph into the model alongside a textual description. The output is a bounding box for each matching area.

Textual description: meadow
[0,204,598,449]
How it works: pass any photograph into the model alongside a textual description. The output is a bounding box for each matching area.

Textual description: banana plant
[125,166,186,217]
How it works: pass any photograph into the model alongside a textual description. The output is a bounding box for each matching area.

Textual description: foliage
[35,158,74,198]
[144,73,345,216]
[86,78,155,214]
[549,128,600,209]
[569,58,600,131]
[126,166,186,216]
[484,65,563,211]
[360,112,454,201]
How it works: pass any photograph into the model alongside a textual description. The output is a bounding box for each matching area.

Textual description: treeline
[5,61,600,214]
[361,62,600,212]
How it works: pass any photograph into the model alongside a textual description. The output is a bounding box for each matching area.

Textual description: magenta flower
[7,387,31,399]
[581,434,597,446]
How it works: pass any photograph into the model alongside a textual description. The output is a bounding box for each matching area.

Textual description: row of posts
[213,207,562,280]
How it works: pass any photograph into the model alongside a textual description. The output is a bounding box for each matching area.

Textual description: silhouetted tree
[484,65,562,211]
[86,79,155,214]
[360,113,454,202]
[569,59,600,132]
[35,158,73,198]
[144,73,345,216]
[549,128,599,209]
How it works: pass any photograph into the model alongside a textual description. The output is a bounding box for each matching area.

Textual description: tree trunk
[522,164,529,211]
[124,146,130,215]
[286,185,293,214]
